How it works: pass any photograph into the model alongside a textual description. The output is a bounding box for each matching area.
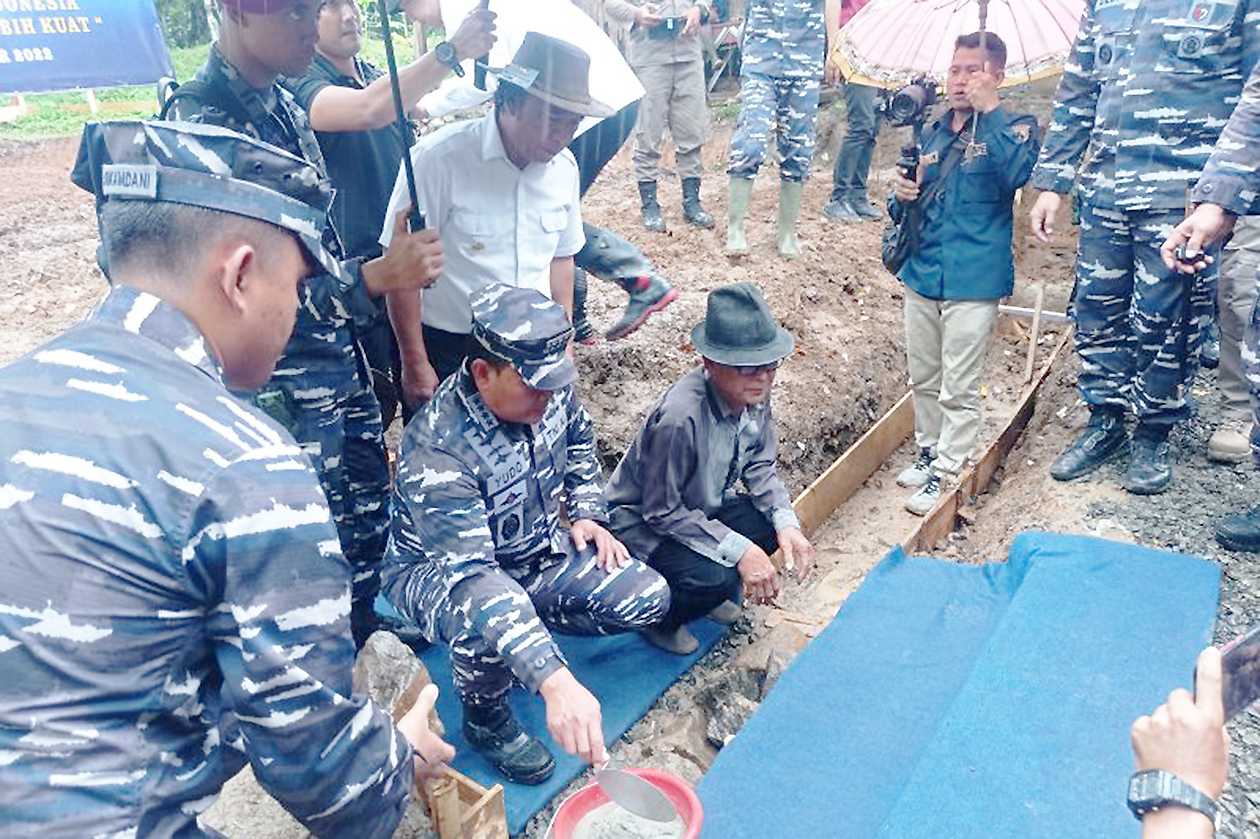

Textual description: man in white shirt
[381,33,610,394]
[396,0,680,350]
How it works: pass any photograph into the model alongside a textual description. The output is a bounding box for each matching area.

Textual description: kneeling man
[382,284,670,784]
[606,283,814,655]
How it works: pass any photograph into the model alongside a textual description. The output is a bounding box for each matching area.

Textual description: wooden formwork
[423,767,508,839]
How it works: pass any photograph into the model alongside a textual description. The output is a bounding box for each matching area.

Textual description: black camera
[881,74,939,128]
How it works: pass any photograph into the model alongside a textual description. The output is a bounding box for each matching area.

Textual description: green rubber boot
[726,176,753,255]
[777,180,804,258]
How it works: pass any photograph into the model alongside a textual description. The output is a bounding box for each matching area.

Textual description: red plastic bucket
[549,768,703,839]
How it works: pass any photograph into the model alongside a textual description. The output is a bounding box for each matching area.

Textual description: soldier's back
[0,286,328,836]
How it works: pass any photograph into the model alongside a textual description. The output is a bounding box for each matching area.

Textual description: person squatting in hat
[0,120,452,838]
[163,0,448,648]
[380,32,608,400]
[605,283,816,655]
[380,284,671,785]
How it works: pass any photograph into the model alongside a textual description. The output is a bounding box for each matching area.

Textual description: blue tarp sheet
[698,532,1220,838]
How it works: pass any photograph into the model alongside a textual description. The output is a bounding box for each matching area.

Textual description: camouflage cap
[217,0,300,13]
[71,119,343,282]
[470,284,577,391]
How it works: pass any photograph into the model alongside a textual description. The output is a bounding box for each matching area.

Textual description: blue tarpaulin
[0,1,173,93]
[698,532,1221,839]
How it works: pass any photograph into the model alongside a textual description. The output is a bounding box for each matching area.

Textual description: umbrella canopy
[834,0,1085,89]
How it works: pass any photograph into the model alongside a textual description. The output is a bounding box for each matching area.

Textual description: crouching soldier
[381,285,670,784]
[605,283,815,655]
[0,121,450,837]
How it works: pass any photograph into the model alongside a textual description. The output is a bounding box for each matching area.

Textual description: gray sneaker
[707,600,742,625]
[905,470,942,517]
[822,197,861,223]
[896,447,936,488]
[848,196,882,221]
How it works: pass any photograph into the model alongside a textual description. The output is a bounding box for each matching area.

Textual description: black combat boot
[638,180,666,232]
[1216,506,1260,552]
[681,177,714,228]
[1125,423,1172,495]
[1050,408,1128,481]
[463,702,555,785]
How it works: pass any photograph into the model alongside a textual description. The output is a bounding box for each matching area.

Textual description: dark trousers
[568,101,640,197]
[648,497,779,631]
[830,82,881,203]
[422,324,478,384]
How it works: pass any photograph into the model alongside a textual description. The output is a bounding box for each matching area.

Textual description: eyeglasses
[733,360,782,377]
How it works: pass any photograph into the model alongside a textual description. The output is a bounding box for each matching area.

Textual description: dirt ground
[4,77,1258,837]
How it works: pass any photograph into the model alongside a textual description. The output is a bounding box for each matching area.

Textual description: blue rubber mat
[697,532,1220,839]
[409,617,727,835]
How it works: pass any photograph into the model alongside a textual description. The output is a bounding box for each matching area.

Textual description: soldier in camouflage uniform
[1029,0,1260,495]
[163,0,447,648]
[725,0,826,258]
[1160,64,1260,549]
[381,284,670,784]
[604,0,716,231]
[0,119,451,837]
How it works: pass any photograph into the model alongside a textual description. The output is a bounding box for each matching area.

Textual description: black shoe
[463,708,556,785]
[638,180,666,232]
[822,197,861,223]
[1216,506,1260,552]
[1050,410,1128,481]
[1125,426,1172,495]
[848,195,882,221]
[681,177,715,228]
[1201,323,1221,370]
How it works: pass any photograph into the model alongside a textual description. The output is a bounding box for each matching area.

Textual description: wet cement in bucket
[570,801,684,839]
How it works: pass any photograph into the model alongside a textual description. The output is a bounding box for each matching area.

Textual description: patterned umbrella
[833,0,1085,89]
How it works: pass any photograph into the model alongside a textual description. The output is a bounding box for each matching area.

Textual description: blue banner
[0,0,173,93]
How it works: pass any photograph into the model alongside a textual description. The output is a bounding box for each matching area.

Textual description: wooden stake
[1022,284,1045,386]
[84,88,99,116]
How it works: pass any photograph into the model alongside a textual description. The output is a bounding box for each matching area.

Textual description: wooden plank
[791,390,915,537]
[999,304,1069,324]
[1021,285,1045,385]
[423,768,508,839]
[903,328,1073,553]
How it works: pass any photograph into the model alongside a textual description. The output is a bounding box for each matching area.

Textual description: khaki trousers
[904,287,999,475]
[1218,218,1260,420]
[632,59,710,182]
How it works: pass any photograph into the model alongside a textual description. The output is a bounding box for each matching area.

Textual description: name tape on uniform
[102,164,158,199]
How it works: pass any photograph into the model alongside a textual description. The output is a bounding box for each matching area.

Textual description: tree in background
[156,0,214,49]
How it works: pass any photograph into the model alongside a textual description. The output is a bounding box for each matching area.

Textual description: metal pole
[377,0,425,231]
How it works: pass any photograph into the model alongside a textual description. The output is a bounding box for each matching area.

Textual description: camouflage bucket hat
[470,284,577,391]
[71,119,344,283]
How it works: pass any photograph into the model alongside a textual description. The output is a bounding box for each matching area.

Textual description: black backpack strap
[157,78,251,126]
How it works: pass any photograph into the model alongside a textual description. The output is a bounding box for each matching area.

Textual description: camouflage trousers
[437,542,670,708]
[727,72,820,182]
[1072,203,1217,427]
[257,345,390,647]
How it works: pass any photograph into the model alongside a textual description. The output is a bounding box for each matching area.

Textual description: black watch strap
[434,40,464,77]
[1127,769,1218,826]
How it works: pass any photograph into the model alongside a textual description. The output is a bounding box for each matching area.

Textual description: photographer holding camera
[606,0,716,231]
[887,32,1039,515]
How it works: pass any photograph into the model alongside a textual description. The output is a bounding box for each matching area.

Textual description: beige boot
[777,180,804,258]
[1208,419,1252,464]
[726,176,753,255]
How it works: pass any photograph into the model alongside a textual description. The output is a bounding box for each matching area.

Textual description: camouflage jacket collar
[455,363,533,440]
[92,285,224,383]
[200,44,327,172]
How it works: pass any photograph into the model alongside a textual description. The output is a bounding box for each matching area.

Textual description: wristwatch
[1127,770,1218,826]
[433,40,464,78]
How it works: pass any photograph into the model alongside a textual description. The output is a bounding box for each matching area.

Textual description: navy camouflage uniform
[382,286,670,712]
[727,0,826,182]
[1191,63,1260,461]
[0,122,412,837]
[1031,0,1260,429]
[167,46,390,643]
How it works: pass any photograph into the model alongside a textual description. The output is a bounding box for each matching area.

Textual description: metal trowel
[594,762,678,823]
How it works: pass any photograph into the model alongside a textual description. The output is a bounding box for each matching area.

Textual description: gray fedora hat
[691,283,795,367]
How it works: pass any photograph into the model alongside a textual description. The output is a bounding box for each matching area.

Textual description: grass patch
[0,27,427,142]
